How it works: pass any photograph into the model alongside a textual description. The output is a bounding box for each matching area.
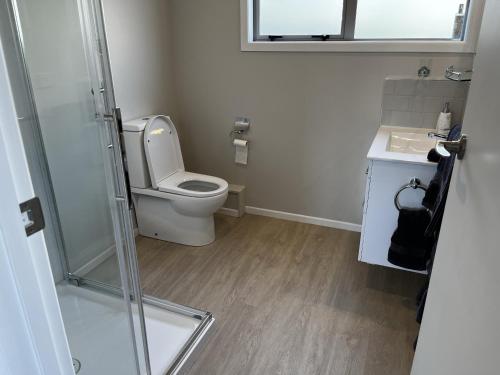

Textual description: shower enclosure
[0,0,213,374]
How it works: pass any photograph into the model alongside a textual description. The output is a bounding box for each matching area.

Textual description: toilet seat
[143,115,184,190]
[143,115,228,198]
[157,171,228,198]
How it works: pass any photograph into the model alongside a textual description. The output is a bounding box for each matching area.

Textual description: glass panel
[11,0,145,373]
[355,0,469,39]
[15,0,116,279]
[259,0,344,36]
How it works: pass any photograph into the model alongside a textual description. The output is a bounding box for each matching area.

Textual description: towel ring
[394,178,428,211]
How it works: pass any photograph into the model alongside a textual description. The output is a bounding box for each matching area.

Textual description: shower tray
[57,284,213,375]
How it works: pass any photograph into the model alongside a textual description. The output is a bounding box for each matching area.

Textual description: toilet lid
[143,115,184,189]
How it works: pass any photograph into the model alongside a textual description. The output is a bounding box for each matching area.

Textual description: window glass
[355,0,468,39]
[259,0,344,36]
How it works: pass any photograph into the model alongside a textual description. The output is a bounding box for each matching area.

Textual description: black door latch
[19,197,45,236]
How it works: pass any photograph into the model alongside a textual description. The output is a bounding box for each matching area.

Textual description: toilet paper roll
[233,139,248,165]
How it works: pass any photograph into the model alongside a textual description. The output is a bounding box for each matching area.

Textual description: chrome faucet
[428,131,448,140]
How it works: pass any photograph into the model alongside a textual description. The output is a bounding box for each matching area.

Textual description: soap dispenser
[452,4,466,40]
[436,102,452,134]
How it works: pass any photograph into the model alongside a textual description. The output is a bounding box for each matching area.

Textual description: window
[258,0,345,38]
[242,0,484,52]
[355,0,469,40]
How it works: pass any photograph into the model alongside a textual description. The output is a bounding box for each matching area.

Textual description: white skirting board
[244,206,362,233]
[74,228,140,276]
[73,245,115,277]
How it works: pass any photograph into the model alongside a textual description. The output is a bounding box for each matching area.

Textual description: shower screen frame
[77,3,215,373]
[87,6,215,373]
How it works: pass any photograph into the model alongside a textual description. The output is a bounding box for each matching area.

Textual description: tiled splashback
[381,78,469,129]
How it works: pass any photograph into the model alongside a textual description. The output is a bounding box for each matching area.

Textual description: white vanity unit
[359,126,438,273]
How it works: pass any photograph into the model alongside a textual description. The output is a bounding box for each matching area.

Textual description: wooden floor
[136,214,424,375]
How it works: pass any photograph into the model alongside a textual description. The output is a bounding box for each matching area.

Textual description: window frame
[241,0,485,53]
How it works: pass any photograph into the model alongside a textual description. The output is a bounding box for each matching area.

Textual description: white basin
[368,126,438,165]
[387,131,437,154]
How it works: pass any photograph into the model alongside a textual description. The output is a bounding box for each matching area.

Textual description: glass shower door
[4,0,150,373]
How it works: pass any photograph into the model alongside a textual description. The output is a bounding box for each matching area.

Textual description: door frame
[0,34,74,375]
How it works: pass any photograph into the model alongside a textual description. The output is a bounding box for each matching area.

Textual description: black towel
[388,208,434,271]
[423,124,462,236]
[426,148,442,163]
[413,124,463,348]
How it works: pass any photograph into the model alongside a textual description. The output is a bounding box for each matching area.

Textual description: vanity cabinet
[359,126,437,273]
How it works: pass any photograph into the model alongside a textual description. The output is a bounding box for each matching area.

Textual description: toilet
[123,115,228,246]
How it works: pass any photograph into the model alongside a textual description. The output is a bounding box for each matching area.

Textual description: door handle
[436,134,467,160]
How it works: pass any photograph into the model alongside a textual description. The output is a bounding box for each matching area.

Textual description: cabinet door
[359,160,435,272]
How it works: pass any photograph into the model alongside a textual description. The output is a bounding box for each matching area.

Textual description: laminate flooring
[136,214,424,375]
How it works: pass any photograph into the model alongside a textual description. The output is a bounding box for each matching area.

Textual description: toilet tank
[122,117,151,188]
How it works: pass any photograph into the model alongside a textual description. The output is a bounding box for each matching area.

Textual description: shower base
[57,284,201,375]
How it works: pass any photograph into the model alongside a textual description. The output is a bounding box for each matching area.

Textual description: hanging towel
[413,124,462,349]
[423,124,462,236]
[387,208,434,271]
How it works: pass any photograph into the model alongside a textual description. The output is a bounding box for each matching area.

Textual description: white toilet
[123,115,228,246]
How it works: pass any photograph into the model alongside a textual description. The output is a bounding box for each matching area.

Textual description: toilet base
[134,194,215,246]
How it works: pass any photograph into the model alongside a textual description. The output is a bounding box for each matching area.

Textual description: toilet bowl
[123,115,228,246]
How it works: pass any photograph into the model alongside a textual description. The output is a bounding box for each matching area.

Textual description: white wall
[168,0,473,225]
[102,0,177,122]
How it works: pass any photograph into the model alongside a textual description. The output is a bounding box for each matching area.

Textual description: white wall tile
[423,97,444,113]
[446,98,466,123]
[390,111,412,126]
[382,79,469,127]
[420,82,456,97]
[411,96,424,112]
[452,84,469,98]
[423,112,440,128]
[383,95,410,111]
[409,112,424,127]
[381,110,392,124]
[383,80,396,94]
[395,79,417,95]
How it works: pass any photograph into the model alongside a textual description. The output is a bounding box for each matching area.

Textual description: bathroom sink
[368,126,437,165]
[387,131,437,154]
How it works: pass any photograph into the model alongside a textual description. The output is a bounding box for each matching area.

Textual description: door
[1,0,151,373]
[412,1,500,374]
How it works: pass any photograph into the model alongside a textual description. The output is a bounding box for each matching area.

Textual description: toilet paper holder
[230,117,250,135]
